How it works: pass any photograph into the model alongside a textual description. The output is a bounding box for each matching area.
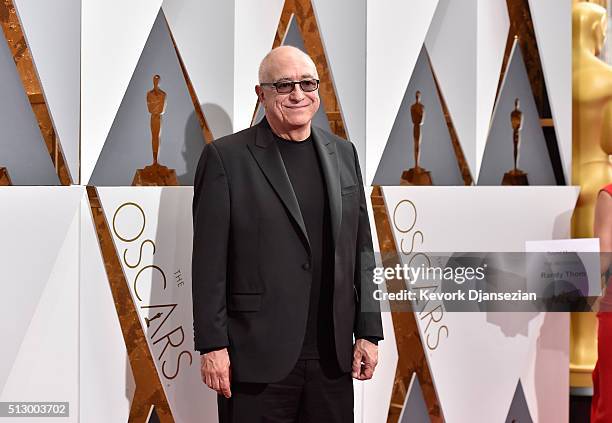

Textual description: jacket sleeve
[191,142,230,353]
[350,142,384,341]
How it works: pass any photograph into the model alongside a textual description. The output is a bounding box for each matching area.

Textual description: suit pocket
[341,184,358,195]
[228,293,262,312]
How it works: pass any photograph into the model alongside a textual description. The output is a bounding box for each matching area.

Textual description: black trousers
[217,359,354,423]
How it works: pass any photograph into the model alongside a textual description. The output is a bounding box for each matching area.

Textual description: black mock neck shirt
[274,133,335,362]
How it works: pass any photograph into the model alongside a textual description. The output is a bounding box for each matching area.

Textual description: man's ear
[255,85,264,103]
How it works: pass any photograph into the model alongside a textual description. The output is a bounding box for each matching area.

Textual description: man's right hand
[200,348,232,398]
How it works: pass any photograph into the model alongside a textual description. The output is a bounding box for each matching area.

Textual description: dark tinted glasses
[260,79,320,94]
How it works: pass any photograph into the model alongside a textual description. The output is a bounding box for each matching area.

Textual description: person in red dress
[591,184,612,422]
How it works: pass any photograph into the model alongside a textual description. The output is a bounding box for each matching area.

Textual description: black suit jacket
[191,118,383,383]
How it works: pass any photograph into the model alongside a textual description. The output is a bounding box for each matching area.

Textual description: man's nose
[289,84,305,101]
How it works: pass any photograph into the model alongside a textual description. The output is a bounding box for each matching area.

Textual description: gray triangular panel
[373,45,463,186]
[505,380,533,423]
[13,0,81,183]
[398,373,432,423]
[90,10,205,186]
[0,32,59,185]
[478,42,556,186]
[253,15,332,132]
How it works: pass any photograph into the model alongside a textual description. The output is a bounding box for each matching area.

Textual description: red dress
[592,184,612,423]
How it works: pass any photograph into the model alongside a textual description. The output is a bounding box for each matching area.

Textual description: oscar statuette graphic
[502,98,529,185]
[0,166,11,186]
[401,91,433,185]
[132,75,179,186]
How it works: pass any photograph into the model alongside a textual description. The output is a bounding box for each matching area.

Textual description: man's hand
[352,339,378,380]
[200,348,232,398]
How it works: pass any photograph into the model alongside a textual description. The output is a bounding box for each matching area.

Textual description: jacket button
[302,262,311,271]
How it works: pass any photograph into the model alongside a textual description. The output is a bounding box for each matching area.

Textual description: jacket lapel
[311,126,342,248]
[247,120,311,253]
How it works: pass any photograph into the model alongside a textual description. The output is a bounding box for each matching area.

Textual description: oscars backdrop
[0,0,577,422]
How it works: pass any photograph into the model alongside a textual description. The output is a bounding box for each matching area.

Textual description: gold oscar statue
[401,91,433,185]
[132,75,179,186]
[571,1,612,388]
[0,167,11,186]
[502,98,529,185]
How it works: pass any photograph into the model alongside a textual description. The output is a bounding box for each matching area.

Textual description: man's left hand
[352,338,378,380]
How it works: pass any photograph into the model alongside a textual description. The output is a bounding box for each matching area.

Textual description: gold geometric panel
[0,0,72,185]
[370,186,443,423]
[87,186,174,422]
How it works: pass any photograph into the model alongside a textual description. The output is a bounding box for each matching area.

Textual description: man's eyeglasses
[259,79,320,94]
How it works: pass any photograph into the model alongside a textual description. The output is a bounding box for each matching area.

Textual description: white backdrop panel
[80,196,134,423]
[0,205,79,421]
[97,187,217,423]
[163,0,235,138]
[312,0,366,167]
[382,186,578,422]
[234,0,284,132]
[0,187,83,421]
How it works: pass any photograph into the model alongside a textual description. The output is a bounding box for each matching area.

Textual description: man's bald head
[258,46,318,83]
[255,46,321,140]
